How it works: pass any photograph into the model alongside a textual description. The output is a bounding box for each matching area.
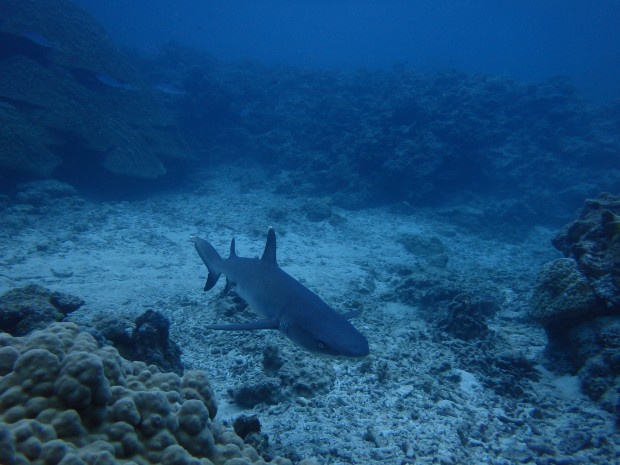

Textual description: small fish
[152,83,186,95]
[21,31,55,49]
[95,73,138,91]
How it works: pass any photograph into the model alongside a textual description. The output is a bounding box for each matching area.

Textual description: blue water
[73,0,620,102]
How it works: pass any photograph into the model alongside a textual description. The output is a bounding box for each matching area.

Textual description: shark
[193,228,369,357]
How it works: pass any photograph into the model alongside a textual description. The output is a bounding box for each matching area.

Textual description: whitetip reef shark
[193,228,369,357]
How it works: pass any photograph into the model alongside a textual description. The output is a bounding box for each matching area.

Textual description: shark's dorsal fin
[229,238,237,258]
[261,227,277,264]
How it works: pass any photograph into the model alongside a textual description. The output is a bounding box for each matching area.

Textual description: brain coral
[0,322,295,465]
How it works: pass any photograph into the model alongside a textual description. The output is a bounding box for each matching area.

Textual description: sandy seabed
[1,166,618,465]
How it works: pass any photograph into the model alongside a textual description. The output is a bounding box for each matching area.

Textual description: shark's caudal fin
[193,237,222,291]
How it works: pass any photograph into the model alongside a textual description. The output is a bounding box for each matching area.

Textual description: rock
[230,379,284,408]
[529,258,601,324]
[552,193,620,310]
[532,195,620,423]
[95,309,183,375]
[0,284,84,336]
[437,293,490,340]
[233,415,261,440]
[262,345,285,371]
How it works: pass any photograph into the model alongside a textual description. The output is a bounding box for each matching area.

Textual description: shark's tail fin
[193,237,222,291]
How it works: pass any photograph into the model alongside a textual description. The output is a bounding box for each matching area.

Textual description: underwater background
[1,1,620,464]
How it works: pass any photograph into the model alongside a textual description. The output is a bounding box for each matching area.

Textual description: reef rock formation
[164,44,620,226]
[0,322,299,465]
[529,258,601,324]
[530,193,620,420]
[552,193,620,310]
[0,284,84,336]
[0,0,190,187]
[95,310,184,376]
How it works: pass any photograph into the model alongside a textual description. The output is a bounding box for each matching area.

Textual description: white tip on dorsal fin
[229,238,237,258]
[261,227,277,264]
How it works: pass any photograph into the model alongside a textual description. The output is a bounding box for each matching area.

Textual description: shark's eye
[317,341,326,350]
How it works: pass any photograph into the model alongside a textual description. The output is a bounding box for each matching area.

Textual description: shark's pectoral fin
[205,319,279,331]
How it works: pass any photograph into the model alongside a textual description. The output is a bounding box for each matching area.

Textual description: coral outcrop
[0,0,190,186]
[0,322,297,464]
[530,193,620,421]
[529,258,600,324]
[163,44,620,227]
[552,193,620,310]
[0,285,84,336]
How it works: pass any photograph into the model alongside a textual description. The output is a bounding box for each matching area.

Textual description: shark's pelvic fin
[261,227,277,264]
[205,318,279,331]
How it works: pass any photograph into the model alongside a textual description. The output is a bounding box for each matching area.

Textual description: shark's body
[193,228,369,357]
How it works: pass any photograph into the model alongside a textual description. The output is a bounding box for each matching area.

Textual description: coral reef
[0,285,84,336]
[552,193,620,310]
[529,258,600,324]
[154,43,620,227]
[530,193,620,421]
[3,0,619,219]
[0,0,190,187]
[0,322,297,464]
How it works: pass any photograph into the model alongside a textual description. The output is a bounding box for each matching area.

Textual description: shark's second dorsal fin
[229,238,237,258]
[261,227,277,264]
